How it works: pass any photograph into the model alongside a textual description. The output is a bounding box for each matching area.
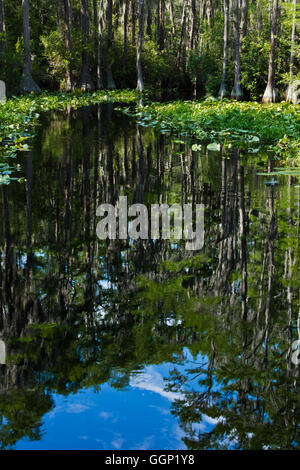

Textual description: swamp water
[0,104,300,450]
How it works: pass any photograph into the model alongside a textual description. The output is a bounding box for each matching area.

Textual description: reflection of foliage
[1,105,300,450]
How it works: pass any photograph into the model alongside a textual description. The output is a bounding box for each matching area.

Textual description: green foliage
[0,89,138,184]
[127,98,300,164]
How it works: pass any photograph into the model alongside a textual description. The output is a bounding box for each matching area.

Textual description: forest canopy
[0,0,299,102]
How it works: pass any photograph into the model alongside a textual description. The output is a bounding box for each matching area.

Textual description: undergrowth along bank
[123,98,300,165]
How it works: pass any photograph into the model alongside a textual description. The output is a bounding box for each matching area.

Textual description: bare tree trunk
[169,0,175,36]
[64,0,73,91]
[146,0,152,38]
[107,0,116,88]
[0,0,5,36]
[80,0,95,90]
[262,0,279,103]
[0,0,5,67]
[130,0,136,46]
[137,0,145,91]
[189,0,197,50]
[123,0,129,69]
[20,0,41,92]
[158,0,165,50]
[286,0,297,102]
[240,0,249,42]
[231,0,243,99]
[177,0,188,68]
[97,0,104,88]
[219,0,229,98]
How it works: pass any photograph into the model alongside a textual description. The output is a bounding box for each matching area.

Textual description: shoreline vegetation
[126,98,300,162]
[0,90,300,185]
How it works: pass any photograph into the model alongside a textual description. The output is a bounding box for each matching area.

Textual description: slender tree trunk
[93,0,98,50]
[97,0,104,88]
[189,0,197,50]
[107,0,116,88]
[286,0,297,102]
[146,1,152,38]
[169,0,175,36]
[231,0,243,99]
[240,0,249,43]
[123,0,129,69]
[177,0,188,68]
[137,0,145,91]
[0,0,5,37]
[0,0,5,66]
[64,0,73,91]
[158,0,165,50]
[130,0,136,46]
[219,0,229,98]
[80,0,94,90]
[262,0,279,103]
[20,0,41,92]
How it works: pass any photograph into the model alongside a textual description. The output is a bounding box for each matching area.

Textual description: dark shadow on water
[0,104,300,449]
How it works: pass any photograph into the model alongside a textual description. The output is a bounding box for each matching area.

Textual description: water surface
[0,104,300,450]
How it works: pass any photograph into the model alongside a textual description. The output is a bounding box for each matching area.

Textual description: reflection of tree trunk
[264,182,277,363]
[64,108,73,246]
[237,154,248,321]
[83,108,94,329]
[137,125,144,203]
[26,153,32,250]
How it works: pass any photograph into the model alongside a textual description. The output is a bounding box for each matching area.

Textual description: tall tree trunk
[146,0,152,38]
[177,0,188,68]
[231,0,243,99]
[20,0,41,92]
[80,0,94,90]
[107,0,116,88]
[169,0,175,36]
[123,0,129,70]
[130,0,136,46]
[97,0,104,88]
[137,0,145,91]
[158,0,165,50]
[0,0,5,38]
[219,0,229,98]
[240,0,249,43]
[93,0,98,50]
[64,0,73,91]
[262,0,279,103]
[286,0,297,102]
[0,0,5,68]
[189,0,197,50]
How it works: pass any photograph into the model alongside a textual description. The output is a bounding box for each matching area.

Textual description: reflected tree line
[0,104,300,449]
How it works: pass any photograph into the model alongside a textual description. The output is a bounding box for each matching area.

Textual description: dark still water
[0,104,300,450]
